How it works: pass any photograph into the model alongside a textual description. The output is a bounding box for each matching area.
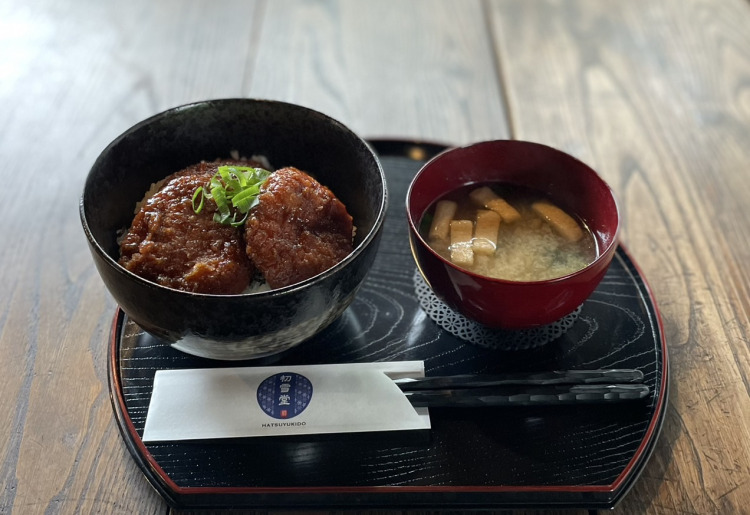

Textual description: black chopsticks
[394,369,650,407]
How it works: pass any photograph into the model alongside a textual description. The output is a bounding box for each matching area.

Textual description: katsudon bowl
[80,99,387,360]
[407,139,619,330]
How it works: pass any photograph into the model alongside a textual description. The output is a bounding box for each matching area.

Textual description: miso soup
[419,183,598,282]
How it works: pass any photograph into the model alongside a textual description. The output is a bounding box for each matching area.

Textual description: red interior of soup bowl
[406,140,620,329]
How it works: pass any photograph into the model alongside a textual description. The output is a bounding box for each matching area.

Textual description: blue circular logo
[257,372,313,419]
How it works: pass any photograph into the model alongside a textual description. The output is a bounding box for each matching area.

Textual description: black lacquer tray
[108,140,669,511]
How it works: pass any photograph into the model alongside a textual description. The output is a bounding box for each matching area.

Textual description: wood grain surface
[0,0,748,514]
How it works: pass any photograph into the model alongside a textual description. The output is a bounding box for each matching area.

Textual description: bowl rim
[405,138,621,286]
[79,98,388,299]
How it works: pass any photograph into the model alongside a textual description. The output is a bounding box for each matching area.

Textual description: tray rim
[107,140,669,510]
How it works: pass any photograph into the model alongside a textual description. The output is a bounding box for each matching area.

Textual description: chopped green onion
[192,187,205,213]
[192,166,271,227]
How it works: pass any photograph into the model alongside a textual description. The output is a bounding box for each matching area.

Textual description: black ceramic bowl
[80,99,387,360]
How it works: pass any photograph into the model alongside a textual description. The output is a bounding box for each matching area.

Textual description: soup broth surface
[420,183,598,282]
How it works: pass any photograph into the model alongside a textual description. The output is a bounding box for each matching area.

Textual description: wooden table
[1,0,748,513]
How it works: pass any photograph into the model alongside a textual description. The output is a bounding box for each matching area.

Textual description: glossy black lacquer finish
[109,141,668,510]
[81,99,386,360]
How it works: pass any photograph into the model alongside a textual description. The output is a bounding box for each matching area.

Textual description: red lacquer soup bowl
[406,140,620,330]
